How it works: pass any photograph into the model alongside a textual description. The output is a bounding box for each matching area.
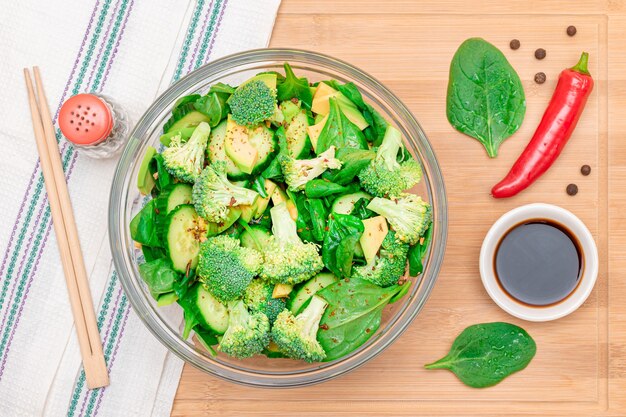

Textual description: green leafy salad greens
[130,63,432,362]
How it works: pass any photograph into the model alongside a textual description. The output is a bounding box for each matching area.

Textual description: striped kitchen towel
[0,0,280,415]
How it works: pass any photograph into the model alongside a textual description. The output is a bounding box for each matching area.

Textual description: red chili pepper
[491,52,594,198]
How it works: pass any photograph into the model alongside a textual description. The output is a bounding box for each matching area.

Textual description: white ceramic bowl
[479,203,598,322]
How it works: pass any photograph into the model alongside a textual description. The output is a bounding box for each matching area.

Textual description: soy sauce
[494,219,583,306]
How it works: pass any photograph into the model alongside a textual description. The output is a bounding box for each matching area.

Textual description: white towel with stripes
[0,0,280,416]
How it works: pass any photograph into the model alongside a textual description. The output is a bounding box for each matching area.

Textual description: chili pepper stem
[570,52,590,75]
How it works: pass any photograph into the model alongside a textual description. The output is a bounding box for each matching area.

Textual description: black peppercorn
[535,48,546,60]
[534,72,546,84]
[581,165,591,176]
[567,25,577,36]
[566,184,578,196]
[510,39,520,50]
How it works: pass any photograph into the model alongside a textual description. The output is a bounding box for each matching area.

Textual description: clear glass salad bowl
[109,49,447,388]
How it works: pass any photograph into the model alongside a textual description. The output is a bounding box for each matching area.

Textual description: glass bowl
[109,49,447,388]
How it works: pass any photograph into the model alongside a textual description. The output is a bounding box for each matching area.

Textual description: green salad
[131,63,432,362]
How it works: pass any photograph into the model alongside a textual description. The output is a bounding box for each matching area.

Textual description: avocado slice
[137,146,157,195]
[224,116,259,174]
[239,204,257,223]
[311,83,369,130]
[239,73,277,90]
[271,187,298,220]
[272,283,293,299]
[280,100,301,124]
[306,114,328,153]
[360,216,389,264]
[252,180,277,219]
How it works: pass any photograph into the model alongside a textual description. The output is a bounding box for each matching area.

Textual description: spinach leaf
[408,225,433,277]
[324,148,375,185]
[139,258,181,296]
[324,80,366,109]
[260,156,283,182]
[194,92,230,127]
[317,278,410,361]
[141,245,166,262]
[250,176,269,198]
[130,200,162,247]
[259,128,285,182]
[446,38,526,158]
[173,94,201,110]
[304,179,351,198]
[350,198,376,220]
[305,198,328,242]
[149,154,175,192]
[177,283,201,339]
[324,81,388,146]
[425,322,536,388]
[194,326,219,356]
[291,192,314,242]
[277,63,313,109]
[208,82,236,95]
[362,103,388,146]
[322,213,364,278]
[316,98,369,155]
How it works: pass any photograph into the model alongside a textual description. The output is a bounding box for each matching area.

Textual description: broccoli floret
[244,279,287,324]
[271,295,328,362]
[358,125,422,197]
[192,161,259,223]
[162,122,211,182]
[280,146,342,191]
[353,231,409,287]
[219,299,270,358]
[367,194,432,245]
[197,235,263,302]
[228,80,277,126]
[259,202,324,285]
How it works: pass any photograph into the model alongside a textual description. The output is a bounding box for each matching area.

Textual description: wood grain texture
[172,1,626,415]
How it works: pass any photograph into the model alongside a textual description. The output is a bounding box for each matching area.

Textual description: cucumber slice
[194,284,229,334]
[285,110,311,158]
[159,184,192,214]
[240,226,271,251]
[206,207,242,237]
[165,205,203,273]
[207,120,248,180]
[331,191,372,215]
[156,292,178,307]
[224,117,259,174]
[137,146,156,195]
[287,272,338,314]
[163,103,211,134]
[248,125,277,175]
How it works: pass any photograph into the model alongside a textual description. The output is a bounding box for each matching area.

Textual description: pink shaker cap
[59,94,113,145]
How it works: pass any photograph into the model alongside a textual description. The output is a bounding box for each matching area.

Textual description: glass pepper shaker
[58,93,130,158]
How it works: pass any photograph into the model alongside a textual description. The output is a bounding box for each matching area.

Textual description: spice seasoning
[535,48,546,60]
[510,39,521,50]
[566,184,578,196]
[580,165,591,176]
[567,26,577,36]
[534,72,546,84]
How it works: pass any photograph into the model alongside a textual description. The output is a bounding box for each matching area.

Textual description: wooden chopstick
[24,68,109,389]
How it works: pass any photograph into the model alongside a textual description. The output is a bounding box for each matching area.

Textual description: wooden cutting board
[172,1,626,415]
